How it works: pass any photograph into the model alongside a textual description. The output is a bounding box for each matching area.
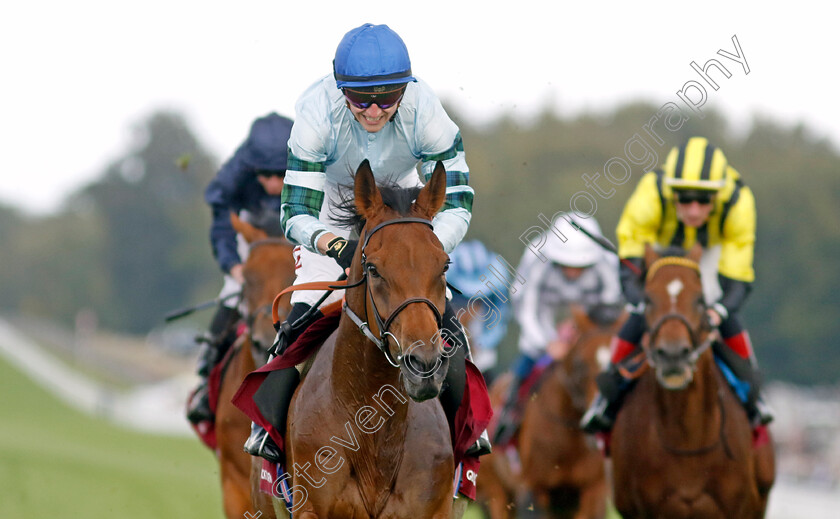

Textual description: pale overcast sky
[1,1,835,214]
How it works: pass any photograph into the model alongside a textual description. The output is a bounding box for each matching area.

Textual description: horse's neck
[330,316,410,510]
[654,353,720,444]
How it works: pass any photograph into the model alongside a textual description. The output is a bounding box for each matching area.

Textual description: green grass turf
[0,353,620,518]
[0,356,224,519]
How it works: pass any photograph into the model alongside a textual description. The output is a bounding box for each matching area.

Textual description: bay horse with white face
[611,244,775,519]
[274,160,463,518]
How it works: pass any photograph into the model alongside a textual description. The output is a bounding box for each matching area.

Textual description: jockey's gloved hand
[325,237,358,270]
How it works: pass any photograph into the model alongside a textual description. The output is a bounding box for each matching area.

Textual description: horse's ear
[687,242,703,263]
[414,161,447,219]
[644,243,659,269]
[354,159,383,219]
[231,212,268,243]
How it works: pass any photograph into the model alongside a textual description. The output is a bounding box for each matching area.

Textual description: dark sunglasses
[343,86,405,110]
[675,190,714,205]
[255,169,286,178]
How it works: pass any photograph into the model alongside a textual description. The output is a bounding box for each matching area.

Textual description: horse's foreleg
[575,479,608,519]
[221,470,253,519]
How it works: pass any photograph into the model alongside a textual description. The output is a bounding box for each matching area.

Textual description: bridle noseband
[647,311,713,367]
[340,217,444,368]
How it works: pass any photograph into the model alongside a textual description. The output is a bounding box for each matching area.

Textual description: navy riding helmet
[242,113,293,171]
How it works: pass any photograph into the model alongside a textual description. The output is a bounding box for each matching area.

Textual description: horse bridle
[644,257,714,384]
[339,217,444,368]
[647,312,713,367]
[644,257,734,458]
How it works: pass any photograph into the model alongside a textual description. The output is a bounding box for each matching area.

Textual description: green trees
[1,104,837,383]
[0,111,218,334]
[451,102,840,385]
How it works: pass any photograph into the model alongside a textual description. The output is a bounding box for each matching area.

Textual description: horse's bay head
[353,160,451,401]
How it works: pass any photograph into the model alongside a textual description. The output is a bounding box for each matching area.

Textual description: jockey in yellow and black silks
[581,136,774,434]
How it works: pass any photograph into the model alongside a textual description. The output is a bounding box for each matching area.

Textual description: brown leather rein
[271,217,443,368]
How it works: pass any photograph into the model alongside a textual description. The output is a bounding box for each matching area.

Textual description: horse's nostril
[654,344,691,362]
[403,353,443,378]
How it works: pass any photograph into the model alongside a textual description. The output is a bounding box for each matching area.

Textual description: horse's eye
[366,264,380,278]
[442,261,451,274]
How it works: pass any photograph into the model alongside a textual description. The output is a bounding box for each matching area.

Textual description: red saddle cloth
[232,309,492,473]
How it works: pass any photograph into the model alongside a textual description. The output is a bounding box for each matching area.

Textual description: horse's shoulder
[301,328,340,376]
[291,330,341,416]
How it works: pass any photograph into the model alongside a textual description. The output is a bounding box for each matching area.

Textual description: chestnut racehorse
[478,306,620,519]
[268,160,465,518]
[517,305,621,519]
[611,244,775,518]
[214,214,295,518]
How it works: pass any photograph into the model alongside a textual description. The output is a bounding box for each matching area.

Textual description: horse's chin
[398,351,448,402]
[401,378,442,402]
[656,365,694,391]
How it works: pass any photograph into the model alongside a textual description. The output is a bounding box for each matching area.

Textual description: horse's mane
[333,181,423,235]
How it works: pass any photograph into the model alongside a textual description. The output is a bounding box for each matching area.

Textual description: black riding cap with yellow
[663,137,729,193]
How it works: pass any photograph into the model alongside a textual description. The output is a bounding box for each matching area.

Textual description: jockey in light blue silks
[243,23,492,466]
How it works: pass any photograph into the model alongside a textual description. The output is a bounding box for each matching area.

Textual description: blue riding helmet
[333,23,417,89]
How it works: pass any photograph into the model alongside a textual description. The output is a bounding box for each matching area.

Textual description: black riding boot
[712,339,775,426]
[186,305,241,424]
[244,303,321,462]
[439,302,492,457]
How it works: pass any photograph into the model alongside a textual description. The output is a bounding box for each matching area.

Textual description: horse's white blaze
[666,278,684,304]
[596,345,611,371]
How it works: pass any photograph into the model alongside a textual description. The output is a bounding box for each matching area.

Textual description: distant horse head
[643,243,713,390]
[565,304,623,411]
[231,213,295,359]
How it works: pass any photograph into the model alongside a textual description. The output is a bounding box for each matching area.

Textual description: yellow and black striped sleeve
[617,171,663,259]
